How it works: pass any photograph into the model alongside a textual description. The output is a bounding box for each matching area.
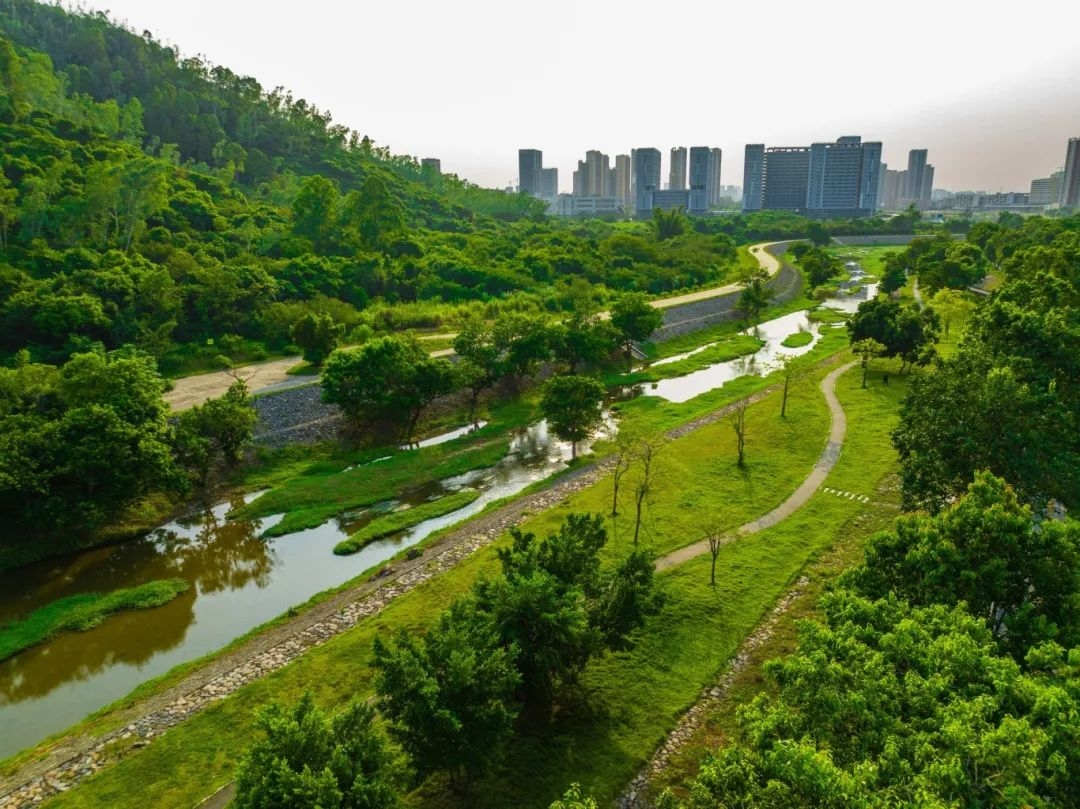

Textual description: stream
[0,269,874,760]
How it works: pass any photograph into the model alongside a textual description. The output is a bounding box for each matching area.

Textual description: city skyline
[84,0,1080,192]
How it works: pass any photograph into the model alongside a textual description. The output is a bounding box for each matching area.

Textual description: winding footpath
[656,361,854,570]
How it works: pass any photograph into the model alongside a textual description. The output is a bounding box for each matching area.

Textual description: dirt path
[656,361,855,571]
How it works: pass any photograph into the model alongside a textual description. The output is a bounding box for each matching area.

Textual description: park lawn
[648,362,912,798]
[333,490,482,555]
[39,361,851,809]
[232,398,537,536]
[825,244,900,277]
[515,366,833,563]
[0,580,190,663]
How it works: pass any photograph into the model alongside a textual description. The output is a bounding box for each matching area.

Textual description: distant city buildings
[572,150,613,197]
[1062,137,1080,208]
[632,148,662,218]
[742,137,883,217]
[518,149,543,197]
[540,168,559,203]
[554,195,624,216]
[669,147,687,191]
[614,154,632,208]
[743,136,884,216]
[651,189,691,212]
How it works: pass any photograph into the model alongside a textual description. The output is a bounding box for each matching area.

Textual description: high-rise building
[651,189,691,212]
[708,148,723,207]
[903,149,934,207]
[742,144,765,211]
[669,147,688,190]
[763,147,812,211]
[614,154,631,206]
[1061,138,1080,208]
[744,137,881,215]
[518,149,543,197]
[632,148,662,217]
[881,168,904,210]
[540,168,559,202]
[572,151,612,197]
[688,146,711,214]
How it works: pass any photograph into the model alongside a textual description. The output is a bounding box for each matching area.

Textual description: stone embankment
[252,383,343,447]
[618,577,810,809]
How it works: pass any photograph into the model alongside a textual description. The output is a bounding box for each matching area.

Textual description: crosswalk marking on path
[822,486,871,503]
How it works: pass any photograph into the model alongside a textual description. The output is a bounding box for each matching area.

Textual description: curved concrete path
[656,360,856,571]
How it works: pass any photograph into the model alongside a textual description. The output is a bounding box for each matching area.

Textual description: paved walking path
[656,361,855,571]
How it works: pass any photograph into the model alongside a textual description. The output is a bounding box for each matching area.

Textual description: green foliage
[291,312,344,366]
[0,578,189,662]
[539,374,606,458]
[333,490,481,556]
[737,267,771,324]
[845,472,1080,657]
[549,784,598,809]
[797,246,842,292]
[894,216,1080,512]
[847,297,940,371]
[372,599,522,786]
[234,694,402,809]
[779,331,812,348]
[321,335,455,437]
[850,338,885,387]
[652,207,688,241]
[173,379,256,485]
[609,292,663,361]
[0,350,179,538]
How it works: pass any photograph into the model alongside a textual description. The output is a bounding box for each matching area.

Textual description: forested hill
[0,0,544,224]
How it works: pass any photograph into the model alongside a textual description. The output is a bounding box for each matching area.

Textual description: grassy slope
[40,353,872,809]
[333,490,482,555]
[0,580,190,663]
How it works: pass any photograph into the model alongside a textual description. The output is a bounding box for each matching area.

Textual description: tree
[706,527,725,586]
[609,431,635,517]
[851,338,884,387]
[234,694,402,809]
[173,379,257,484]
[737,267,771,324]
[291,175,339,252]
[452,320,502,422]
[591,549,664,650]
[848,298,939,372]
[322,336,455,438]
[610,292,663,367]
[492,313,552,383]
[291,312,344,366]
[539,374,606,460]
[916,239,986,294]
[928,287,976,338]
[879,252,907,295]
[774,354,810,418]
[550,314,617,373]
[661,591,1080,809]
[652,207,687,241]
[844,472,1080,658]
[728,400,749,467]
[372,599,521,788]
[631,434,663,546]
[806,221,831,247]
[799,247,842,293]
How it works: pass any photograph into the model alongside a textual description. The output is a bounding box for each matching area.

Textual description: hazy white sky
[86,0,1080,193]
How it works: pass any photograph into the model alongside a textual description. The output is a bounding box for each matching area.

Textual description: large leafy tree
[372,599,521,788]
[609,292,663,365]
[234,694,402,809]
[845,472,1080,657]
[321,335,455,438]
[291,312,344,366]
[539,374,606,459]
[848,297,939,372]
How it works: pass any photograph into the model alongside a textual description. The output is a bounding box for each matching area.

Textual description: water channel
[0,272,875,760]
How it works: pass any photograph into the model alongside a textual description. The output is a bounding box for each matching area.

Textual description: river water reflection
[0,418,609,759]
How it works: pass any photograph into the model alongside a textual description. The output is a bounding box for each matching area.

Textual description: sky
[85,0,1080,194]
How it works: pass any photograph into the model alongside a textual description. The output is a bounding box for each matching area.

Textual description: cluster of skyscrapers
[517,147,726,218]
[514,135,1080,219]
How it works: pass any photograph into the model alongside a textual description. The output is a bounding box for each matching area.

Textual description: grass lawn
[780,331,813,348]
[0,580,190,663]
[333,490,482,555]
[825,244,900,277]
[38,356,870,809]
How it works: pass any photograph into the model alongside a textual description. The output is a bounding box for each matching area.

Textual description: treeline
[652,214,1080,807]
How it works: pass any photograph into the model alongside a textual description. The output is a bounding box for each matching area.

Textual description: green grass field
[0,580,190,663]
[825,244,900,276]
[34,350,910,809]
[780,331,813,348]
[607,334,764,386]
